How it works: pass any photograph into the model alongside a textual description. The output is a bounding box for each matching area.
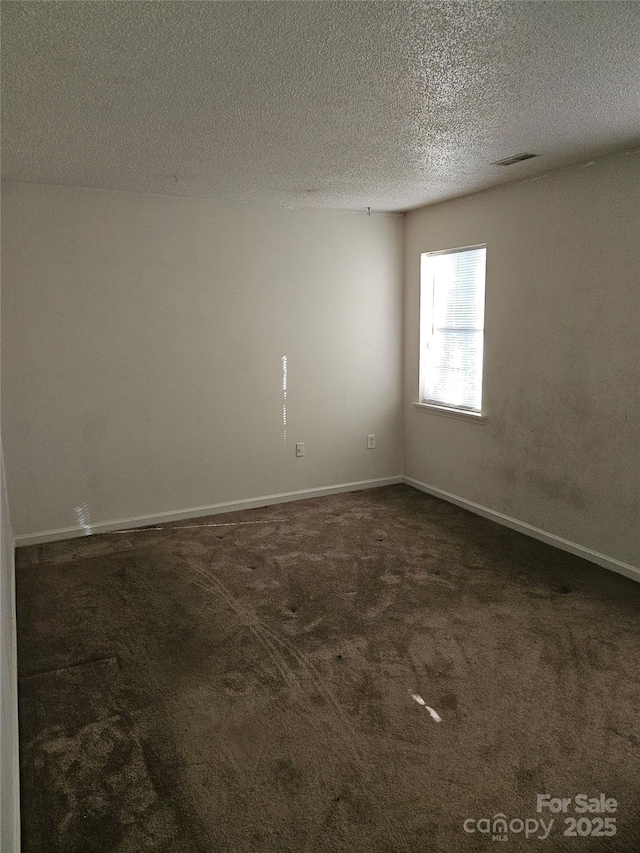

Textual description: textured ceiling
[2,1,639,212]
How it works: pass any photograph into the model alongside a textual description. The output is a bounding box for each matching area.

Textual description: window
[419,245,486,415]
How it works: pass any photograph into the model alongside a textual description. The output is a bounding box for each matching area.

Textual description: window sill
[412,402,487,423]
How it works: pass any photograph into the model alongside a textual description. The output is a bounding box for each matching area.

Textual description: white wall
[0,444,20,853]
[1,183,403,538]
[404,151,640,569]
[3,153,637,571]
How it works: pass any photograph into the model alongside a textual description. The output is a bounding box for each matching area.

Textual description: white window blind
[420,245,486,413]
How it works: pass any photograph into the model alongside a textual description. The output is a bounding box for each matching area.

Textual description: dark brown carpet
[16,485,640,852]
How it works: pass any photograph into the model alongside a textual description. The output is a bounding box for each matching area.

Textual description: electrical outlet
[367,434,376,449]
[295,442,304,457]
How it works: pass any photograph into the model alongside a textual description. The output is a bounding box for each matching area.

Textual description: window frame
[417,243,487,422]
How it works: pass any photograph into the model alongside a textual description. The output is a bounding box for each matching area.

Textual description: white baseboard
[15,474,639,585]
[403,476,640,584]
[14,476,403,547]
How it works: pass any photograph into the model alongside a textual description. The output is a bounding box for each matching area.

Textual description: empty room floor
[16,485,640,852]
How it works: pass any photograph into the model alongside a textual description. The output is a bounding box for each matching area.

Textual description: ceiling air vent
[491,152,538,166]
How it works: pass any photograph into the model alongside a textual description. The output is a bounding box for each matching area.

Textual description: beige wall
[3,152,638,569]
[1,183,403,537]
[404,151,640,568]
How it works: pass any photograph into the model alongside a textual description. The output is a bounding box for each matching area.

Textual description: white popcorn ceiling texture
[2,1,639,212]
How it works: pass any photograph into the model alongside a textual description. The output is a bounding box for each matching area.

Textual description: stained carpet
[16,485,640,851]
